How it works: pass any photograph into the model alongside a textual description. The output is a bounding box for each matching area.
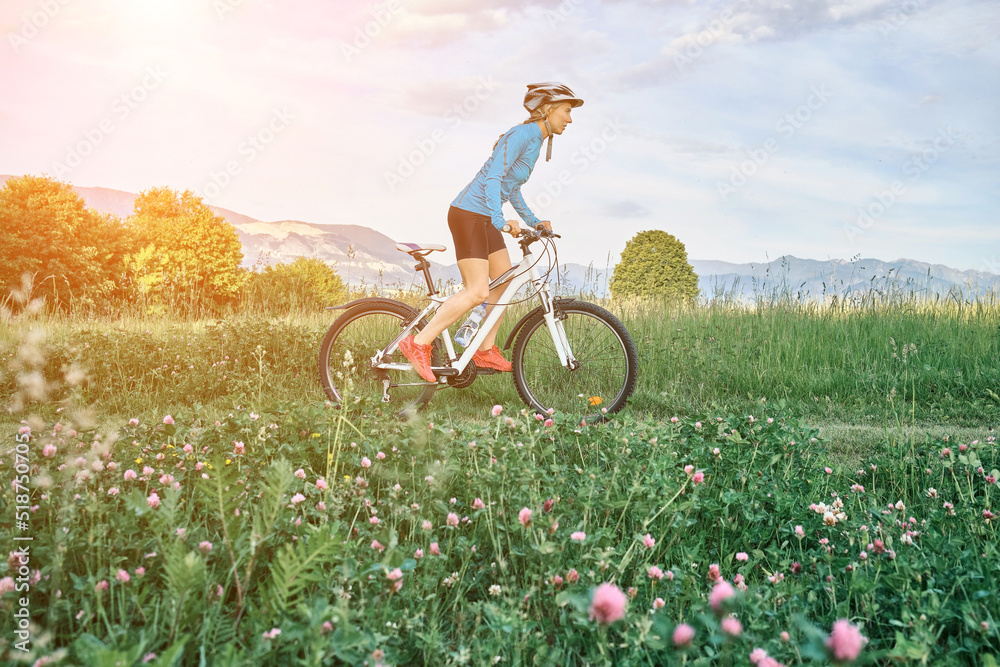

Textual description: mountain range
[5,175,998,300]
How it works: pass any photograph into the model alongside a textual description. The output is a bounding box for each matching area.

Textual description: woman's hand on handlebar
[502,220,522,236]
[536,220,553,232]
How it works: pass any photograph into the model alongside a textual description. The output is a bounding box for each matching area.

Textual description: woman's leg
[412,257,490,347]
[478,247,514,351]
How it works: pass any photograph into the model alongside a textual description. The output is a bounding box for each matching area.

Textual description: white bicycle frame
[373,235,578,387]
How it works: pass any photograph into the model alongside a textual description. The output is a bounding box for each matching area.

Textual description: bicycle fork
[540,290,580,371]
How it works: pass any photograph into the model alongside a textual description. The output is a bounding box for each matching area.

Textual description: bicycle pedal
[476,367,499,376]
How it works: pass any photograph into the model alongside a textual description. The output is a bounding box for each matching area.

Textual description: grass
[1,294,999,664]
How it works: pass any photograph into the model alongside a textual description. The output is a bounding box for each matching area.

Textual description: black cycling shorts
[448,206,507,261]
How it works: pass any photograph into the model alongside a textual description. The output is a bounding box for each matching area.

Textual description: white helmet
[522,82,583,161]
[523,82,585,114]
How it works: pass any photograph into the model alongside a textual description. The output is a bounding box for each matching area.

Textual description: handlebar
[503,224,560,240]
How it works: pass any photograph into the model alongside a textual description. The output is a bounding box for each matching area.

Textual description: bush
[243,257,347,314]
[610,230,699,302]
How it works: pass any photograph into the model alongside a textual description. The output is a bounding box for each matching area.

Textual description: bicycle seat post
[414,255,436,296]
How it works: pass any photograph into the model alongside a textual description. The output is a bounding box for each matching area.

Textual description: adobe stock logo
[8,0,72,53]
[845,126,957,242]
[340,0,405,62]
[50,66,167,178]
[716,84,832,200]
[384,76,499,191]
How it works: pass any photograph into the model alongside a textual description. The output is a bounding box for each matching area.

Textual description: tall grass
[2,291,998,429]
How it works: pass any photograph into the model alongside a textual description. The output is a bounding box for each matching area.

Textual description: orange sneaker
[473,345,512,372]
[398,335,436,382]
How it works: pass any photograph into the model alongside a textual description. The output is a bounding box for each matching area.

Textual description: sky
[1,0,998,273]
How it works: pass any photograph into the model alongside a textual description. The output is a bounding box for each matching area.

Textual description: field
[1,295,998,665]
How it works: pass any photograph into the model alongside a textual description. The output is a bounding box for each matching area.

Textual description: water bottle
[454,302,488,348]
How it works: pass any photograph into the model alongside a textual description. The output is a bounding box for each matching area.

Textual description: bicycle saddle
[396,243,446,257]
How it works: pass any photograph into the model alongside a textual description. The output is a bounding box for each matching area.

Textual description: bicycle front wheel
[318,302,439,411]
[512,301,637,420]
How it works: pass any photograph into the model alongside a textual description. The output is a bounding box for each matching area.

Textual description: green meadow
[1,294,998,665]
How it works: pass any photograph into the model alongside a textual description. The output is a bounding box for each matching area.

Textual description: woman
[399,82,584,382]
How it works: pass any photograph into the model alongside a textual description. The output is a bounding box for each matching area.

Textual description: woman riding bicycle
[399,81,584,382]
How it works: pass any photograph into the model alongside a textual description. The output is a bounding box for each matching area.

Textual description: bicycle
[317,227,638,421]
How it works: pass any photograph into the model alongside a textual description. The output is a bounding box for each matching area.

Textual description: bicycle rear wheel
[318,302,439,411]
[512,301,637,421]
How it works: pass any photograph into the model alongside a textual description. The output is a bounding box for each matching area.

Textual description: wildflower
[316,478,328,490]
[424,475,434,485]
[734,572,747,591]
[491,405,503,417]
[552,574,564,588]
[124,469,137,481]
[361,457,371,468]
[371,540,384,552]
[588,582,627,624]
[872,539,885,554]
[447,512,459,527]
[489,584,502,596]
[128,418,139,427]
[163,415,174,426]
[643,533,656,549]
[736,552,748,562]
[708,563,721,582]
[791,561,802,574]
[422,520,433,531]
[984,509,997,520]
[684,465,694,475]
[116,569,130,584]
[369,516,380,525]
[768,572,785,584]
[470,497,486,511]
[750,648,769,664]
[850,484,864,493]
[692,471,705,485]
[176,527,186,539]
[652,597,665,610]
[859,551,868,561]
[518,507,532,527]
[42,444,57,457]
[721,616,742,636]
[709,580,735,614]
[826,619,866,662]
[941,448,951,457]
[824,467,833,474]
[142,653,156,663]
[135,567,145,577]
[233,441,245,455]
[95,580,109,592]
[430,542,441,556]
[986,475,997,485]
[795,525,805,538]
[544,418,554,427]
[262,628,281,640]
[107,487,120,496]
[386,568,403,592]
[199,541,213,553]
[648,566,664,580]
[146,492,160,509]
[673,623,695,647]
[567,568,579,583]
[291,493,306,505]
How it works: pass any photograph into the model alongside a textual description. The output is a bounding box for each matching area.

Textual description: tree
[126,187,244,312]
[0,175,131,309]
[243,257,347,313]
[609,230,699,301]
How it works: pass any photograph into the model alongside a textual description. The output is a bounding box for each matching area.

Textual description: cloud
[602,200,651,218]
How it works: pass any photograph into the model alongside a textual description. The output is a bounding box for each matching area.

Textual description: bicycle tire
[512,301,637,421]
[318,302,439,410]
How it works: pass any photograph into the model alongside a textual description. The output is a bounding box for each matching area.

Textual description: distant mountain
[5,175,995,300]
[689,256,1000,301]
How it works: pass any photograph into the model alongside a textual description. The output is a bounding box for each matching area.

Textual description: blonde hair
[492,103,553,151]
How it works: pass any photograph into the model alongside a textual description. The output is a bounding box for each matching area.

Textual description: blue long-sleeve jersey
[451,122,543,230]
